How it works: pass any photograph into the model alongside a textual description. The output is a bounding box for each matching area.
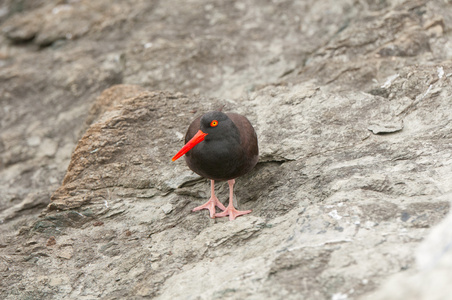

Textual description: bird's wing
[227,113,259,157]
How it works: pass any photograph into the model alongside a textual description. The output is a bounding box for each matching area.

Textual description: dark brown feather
[183,112,258,181]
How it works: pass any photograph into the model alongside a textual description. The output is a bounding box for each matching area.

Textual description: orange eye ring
[210,120,218,127]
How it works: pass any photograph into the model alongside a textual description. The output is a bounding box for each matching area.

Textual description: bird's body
[184,112,258,181]
[172,111,258,220]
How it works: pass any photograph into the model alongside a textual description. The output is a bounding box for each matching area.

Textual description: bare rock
[83,84,145,129]
[1,1,148,46]
[161,204,173,215]
[49,89,203,211]
[1,0,452,299]
[368,209,452,300]
[368,121,404,135]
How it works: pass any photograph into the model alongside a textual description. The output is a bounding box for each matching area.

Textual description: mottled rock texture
[1,0,452,299]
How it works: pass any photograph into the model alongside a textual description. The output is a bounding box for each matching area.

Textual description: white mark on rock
[52,5,72,14]
[332,293,348,300]
[364,221,376,229]
[175,131,184,140]
[437,66,444,79]
[381,74,399,88]
[420,84,432,100]
[328,210,342,220]
[74,211,86,218]
[27,136,41,147]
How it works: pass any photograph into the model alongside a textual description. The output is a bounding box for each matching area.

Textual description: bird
[172,111,259,220]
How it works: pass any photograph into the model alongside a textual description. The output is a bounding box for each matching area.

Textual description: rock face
[1,0,452,299]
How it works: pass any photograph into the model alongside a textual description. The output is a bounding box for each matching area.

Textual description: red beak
[172,130,208,161]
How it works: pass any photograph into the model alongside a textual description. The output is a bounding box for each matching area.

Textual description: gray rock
[0,0,452,299]
[368,121,404,135]
[161,204,173,215]
[368,205,452,300]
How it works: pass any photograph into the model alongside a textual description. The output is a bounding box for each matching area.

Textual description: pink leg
[192,180,226,218]
[215,179,252,221]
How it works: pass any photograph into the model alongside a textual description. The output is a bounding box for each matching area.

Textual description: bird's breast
[185,139,245,181]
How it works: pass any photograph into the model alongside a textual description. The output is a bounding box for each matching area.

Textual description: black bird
[172,111,259,220]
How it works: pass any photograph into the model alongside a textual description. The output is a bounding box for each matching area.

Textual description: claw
[215,205,252,221]
[192,195,226,218]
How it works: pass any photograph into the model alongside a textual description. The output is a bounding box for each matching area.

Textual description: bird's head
[199,111,233,139]
[172,111,237,161]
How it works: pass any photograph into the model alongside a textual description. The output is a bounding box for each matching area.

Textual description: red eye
[210,120,218,127]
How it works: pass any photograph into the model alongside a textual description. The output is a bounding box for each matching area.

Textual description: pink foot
[215,205,252,221]
[192,195,226,218]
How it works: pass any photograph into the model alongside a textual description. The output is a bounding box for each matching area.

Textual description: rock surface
[1,0,452,299]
